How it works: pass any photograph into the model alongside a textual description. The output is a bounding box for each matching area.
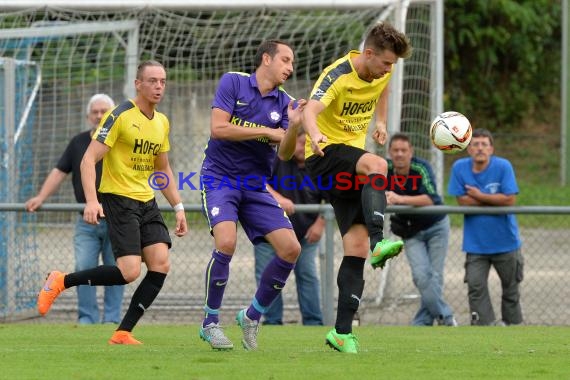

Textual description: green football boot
[325,329,359,354]
[370,239,404,269]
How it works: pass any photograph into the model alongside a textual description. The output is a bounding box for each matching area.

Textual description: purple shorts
[201,186,293,244]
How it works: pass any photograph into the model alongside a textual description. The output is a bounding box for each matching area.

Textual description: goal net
[0,57,40,319]
[0,1,443,322]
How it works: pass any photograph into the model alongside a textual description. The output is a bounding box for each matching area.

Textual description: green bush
[444,0,561,130]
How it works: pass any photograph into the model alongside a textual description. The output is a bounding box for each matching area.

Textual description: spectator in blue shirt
[448,128,524,326]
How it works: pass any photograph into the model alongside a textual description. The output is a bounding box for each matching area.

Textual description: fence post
[322,206,336,326]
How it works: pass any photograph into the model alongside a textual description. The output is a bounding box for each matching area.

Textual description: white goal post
[2,0,418,10]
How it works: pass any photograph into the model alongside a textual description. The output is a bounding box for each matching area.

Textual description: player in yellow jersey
[302,23,412,353]
[37,60,188,345]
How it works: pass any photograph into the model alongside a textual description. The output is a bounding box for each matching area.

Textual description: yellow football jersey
[305,50,392,158]
[93,100,170,202]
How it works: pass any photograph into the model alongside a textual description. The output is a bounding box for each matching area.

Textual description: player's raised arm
[372,85,389,145]
[278,99,306,160]
[210,107,285,143]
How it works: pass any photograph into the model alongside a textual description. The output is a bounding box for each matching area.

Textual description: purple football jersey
[201,72,294,189]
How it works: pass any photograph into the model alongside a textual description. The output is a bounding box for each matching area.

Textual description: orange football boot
[108,330,143,345]
[37,271,66,316]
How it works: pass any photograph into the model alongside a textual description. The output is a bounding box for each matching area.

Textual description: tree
[444,0,561,130]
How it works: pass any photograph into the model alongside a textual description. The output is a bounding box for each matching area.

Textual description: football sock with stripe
[118,270,166,332]
[203,249,232,326]
[64,265,128,288]
[247,255,294,321]
[335,256,365,334]
[361,174,387,251]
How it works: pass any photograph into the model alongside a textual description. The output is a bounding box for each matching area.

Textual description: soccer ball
[429,111,472,154]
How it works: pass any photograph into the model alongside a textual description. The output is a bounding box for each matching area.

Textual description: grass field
[1,324,568,379]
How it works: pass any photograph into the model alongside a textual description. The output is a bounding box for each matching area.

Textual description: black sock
[361,174,386,250]
[64,265,127,288]
[335,256,365,334]
[118,271,166,332]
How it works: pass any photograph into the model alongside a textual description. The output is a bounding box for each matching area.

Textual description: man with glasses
[37,60,188,344]
[448,128,524,326]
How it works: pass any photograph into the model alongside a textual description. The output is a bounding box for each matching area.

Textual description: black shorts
[101,193,172,258]
[305,144,368,237]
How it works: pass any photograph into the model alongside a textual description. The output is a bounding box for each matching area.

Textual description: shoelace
[244,320,259,333]
[205,325,229,340]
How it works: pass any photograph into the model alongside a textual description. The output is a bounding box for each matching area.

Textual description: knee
[277,239,301,263]
[359,155,387,175]
[216,236,237,254]
[154,259,171,274]
[413,273,431,290]
[466,274,486,291]
[147,253,171,274]
[344,239,369,258]
[119,266,141,283]
[373,158,388,174]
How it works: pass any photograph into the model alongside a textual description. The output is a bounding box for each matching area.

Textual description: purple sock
[247,255,295,321]
[203,249,232,327]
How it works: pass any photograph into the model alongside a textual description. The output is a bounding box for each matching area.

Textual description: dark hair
[389,132,412,148]
[136,60,165,79]
[364,22,412,59]
[472,128,494,146]
[254,40,293,68]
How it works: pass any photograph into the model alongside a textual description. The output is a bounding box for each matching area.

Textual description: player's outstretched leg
[200,323,234,350]
[37,271,67,316]
[236,308,260,351]
[325,328,359,354]
[370,239,404,269]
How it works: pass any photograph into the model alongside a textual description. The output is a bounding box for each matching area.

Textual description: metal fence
[1,204,569,326]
